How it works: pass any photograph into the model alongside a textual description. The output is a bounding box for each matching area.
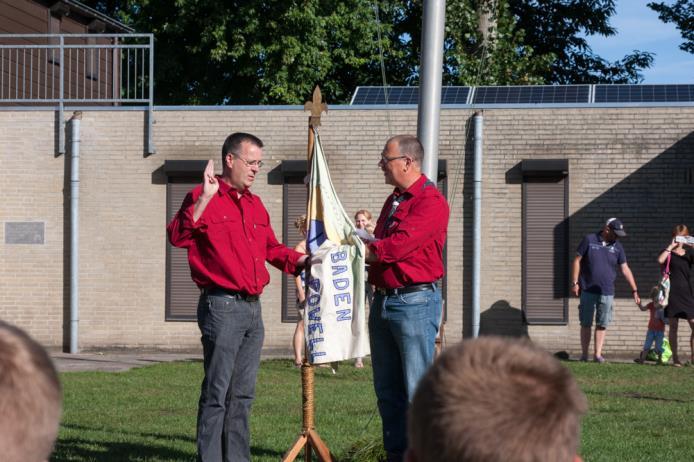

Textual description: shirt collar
[217,175,250,198]
[392,174,428,199]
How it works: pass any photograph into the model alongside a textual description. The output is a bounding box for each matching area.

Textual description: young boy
[635,286,666,364]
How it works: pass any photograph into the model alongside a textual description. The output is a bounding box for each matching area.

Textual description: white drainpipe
[69,112,82,353]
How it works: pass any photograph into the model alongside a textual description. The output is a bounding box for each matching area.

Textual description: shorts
[578,291,614,327]
[643,329,664,353]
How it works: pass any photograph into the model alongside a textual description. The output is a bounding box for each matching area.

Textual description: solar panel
[350,84,694,106]
[594,84,694,103]
[351,86,470,105]
[472,85,590,104]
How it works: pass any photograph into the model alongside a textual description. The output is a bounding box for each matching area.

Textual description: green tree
[445,0,555,85]
[84,0,653,104]
[84,0,403,104]
[509,0,653,83]
[393,0,653,86]
[649,0,694,53]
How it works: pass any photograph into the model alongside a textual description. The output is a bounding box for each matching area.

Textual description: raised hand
[202,159,219,198]
[193,160,217,222]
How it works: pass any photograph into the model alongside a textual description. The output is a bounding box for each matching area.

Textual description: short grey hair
[387,135,424,163]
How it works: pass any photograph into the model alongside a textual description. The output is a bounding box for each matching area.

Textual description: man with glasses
[168,132,307,462]
[365,134,449,462]
[570,218,640,363]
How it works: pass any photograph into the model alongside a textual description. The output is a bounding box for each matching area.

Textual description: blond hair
[354,209,373,222]
[354,209,375,234]
[294,214,307,234]
[409,336,586,462]
[0,321,62,462]
[672,224,689,237]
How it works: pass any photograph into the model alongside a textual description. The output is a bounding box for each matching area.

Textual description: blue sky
[586,0,693,83]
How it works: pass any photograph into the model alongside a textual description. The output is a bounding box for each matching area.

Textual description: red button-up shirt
[368,174,449,289]
[167,176,303,295]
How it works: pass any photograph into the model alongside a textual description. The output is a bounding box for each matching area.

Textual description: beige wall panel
[1,106,693,359]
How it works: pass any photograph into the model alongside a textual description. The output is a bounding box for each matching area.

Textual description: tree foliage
[649,0,694,54]
[509,0,653,84]
[83,0,654,104]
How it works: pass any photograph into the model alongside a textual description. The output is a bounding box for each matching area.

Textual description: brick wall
[1,106,692,358]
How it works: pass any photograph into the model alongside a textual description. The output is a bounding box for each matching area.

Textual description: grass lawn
[54,359,694,461]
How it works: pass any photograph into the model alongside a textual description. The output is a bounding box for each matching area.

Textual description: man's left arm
[621,262,640,305]
[368,194,449,264]
[263,211,307,274]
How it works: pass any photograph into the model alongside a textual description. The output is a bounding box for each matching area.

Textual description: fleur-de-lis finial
[304,86,328,127]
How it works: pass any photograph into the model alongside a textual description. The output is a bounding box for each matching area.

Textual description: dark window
[281,178,307,322]
[522,160,569,324]
[164,161,206,321]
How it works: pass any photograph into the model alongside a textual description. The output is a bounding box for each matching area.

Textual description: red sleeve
[370,191,448,263]
[263,208,304,275]
[166,187,207,248]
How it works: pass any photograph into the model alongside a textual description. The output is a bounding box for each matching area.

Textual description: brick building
[1,90,693,357]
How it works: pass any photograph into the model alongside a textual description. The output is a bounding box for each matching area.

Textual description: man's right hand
[193,160,217,222]
[202,159,219,198]
[570,285,580,297]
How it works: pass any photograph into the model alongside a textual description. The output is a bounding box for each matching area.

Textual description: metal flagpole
[282,86,332,462]
[417,0,446,182]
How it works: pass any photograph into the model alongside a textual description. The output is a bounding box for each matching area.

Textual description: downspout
[472,111,483,337]
[69,112,82,354]
[417,0,446,181]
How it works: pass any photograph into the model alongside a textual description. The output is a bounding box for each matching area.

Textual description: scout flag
[305,129,369,364]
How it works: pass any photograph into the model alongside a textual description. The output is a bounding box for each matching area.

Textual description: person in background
[635,286,666,364]
[0,321,62,462]
[657,224,694,367]
[355,208,375,235]
[407,336,587,462]
[292,215,308,367]
[570,218,640,363]
[354,208,375,368]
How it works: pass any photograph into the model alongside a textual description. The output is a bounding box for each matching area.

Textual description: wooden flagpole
[282,86,332,462]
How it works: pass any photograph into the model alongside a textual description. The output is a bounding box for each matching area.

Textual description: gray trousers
[196,294,264,462]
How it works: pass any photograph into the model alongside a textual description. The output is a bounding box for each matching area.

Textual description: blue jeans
[643,329,664,354]
[368,285,441,457]
[196,294,264,462]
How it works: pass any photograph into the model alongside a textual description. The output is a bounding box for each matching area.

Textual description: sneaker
[594,355,606,364]
[579,355,588,362]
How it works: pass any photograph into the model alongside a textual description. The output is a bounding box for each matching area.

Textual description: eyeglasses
[379,154,409,165]
[233,155,264,168]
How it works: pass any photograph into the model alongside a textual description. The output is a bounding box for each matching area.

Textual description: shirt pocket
[249,213,270,246]
[206,215,239,247]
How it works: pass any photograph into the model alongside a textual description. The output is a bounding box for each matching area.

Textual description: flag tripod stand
[282,86,332,462]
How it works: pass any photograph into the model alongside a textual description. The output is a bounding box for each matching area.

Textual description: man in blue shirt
[570,218,640,362]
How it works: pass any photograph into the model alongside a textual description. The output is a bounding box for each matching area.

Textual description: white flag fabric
[305,129,369,364]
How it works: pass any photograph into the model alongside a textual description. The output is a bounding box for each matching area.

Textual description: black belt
[376,283,435,297]
[202,287,259,302]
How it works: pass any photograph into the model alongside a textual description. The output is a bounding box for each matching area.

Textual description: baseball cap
[606,218,627,237]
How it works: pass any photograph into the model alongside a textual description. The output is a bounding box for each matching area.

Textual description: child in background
[355,209,375,236]
[635,286,666,364]
[353,209,374,369]
[292,215,307,367]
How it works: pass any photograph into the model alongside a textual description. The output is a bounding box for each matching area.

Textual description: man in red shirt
[167,132,306,462]
[365,135,449,462]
